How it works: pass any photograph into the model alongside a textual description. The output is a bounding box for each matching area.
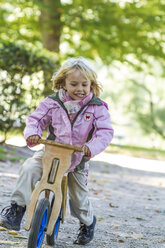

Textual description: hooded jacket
[24,92,114,172]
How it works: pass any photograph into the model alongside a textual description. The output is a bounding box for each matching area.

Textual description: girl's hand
[26,135,40,145]
[82,145,91,157]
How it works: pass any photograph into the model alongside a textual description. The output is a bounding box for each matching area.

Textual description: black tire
[46,196,61,246]
[27,198,50,248]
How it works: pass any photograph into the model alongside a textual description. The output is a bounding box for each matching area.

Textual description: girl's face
[64,69,91,100]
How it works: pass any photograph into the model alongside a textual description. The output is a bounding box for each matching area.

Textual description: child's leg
[68,170,93,226]
[11,149,44,207]
[0,150,44,231]
[68,170,96,245]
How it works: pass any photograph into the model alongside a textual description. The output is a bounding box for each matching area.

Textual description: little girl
[0,57,114,245]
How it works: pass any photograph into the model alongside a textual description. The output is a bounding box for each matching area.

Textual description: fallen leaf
[136,217,144,221]
[97,216,104,221]
[113,225,119,228]
[109,203,118,208]
[14,235,27,239]
[0,240,20,245]
[125,235,132,238]
[8,231,18,235]
[93,189,103,195]
[132,235,143,240]
[119,239,124,243]
[104,241,108,244]
[0,226,7,231]
[155,209,160,213]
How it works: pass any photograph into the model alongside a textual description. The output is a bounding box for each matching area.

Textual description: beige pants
[11,150,93,226]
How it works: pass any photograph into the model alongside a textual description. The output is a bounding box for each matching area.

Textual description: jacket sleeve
[24,98,52,141]
[85,105,114,158]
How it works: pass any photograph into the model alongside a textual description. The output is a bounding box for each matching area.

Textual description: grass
[106,143,165,161]
[0,145,25,163]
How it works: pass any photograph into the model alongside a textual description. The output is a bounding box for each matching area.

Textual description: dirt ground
[0,145,165,248]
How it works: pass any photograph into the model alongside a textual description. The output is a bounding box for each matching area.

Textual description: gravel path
[0,146,165,248]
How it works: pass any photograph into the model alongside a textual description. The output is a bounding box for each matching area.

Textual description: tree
[0,0,165,142]
[101,59,165,141]
[128,74,165,139]
[1,0,165,65]
[39,0,62,52]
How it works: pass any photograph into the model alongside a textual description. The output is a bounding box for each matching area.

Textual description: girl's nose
[77,84,83,91]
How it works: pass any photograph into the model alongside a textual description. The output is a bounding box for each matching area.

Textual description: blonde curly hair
[52,57,102,97]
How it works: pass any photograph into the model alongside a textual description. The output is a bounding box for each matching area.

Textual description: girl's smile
[64,70,91,100]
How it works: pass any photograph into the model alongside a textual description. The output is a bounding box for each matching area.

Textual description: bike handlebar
[38,139,83,152]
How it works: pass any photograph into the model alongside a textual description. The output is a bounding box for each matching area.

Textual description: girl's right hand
[82,145,91,157]
[26,135,40,145]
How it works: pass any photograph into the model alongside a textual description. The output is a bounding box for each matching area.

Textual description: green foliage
[101,58,165,144]
[0,0,165,144]
[0,145,27,162]
[0,40,58,141]
[60,0,165,65]
[1,0,165,65]
[0,0,41,44]
[107,143,165,160]
[127,76,165,139]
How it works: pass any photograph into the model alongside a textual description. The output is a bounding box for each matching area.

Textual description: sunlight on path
[5,137,27,147]
[92,152,165,174]
[0,172,18,178]
[5,137,44,151]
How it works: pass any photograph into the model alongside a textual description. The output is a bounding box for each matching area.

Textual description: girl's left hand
[82,145,91,157]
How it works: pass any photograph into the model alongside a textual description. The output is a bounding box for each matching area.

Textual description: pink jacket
[24,93,114,172]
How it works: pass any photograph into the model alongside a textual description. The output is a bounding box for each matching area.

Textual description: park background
[0,0,165,161]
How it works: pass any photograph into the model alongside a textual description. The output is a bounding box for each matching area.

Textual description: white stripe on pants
[11,150,93,226]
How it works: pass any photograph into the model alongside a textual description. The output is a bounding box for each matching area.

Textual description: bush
[0,40,58,141]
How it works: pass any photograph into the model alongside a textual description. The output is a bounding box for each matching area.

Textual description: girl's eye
[71,84,76,87]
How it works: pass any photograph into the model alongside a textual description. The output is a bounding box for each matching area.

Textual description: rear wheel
[27,198,50,248]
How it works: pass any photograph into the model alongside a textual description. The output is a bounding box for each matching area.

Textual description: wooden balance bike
[25,139,82,248]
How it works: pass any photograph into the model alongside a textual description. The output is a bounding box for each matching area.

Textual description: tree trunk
[39,0,62,52]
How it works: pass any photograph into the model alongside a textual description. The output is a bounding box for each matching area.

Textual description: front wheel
[27,198,50,248]
[46,196,61,246]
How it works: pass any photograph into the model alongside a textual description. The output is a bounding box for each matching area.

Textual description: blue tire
[27,198,50,248]
[46,196,61,246]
